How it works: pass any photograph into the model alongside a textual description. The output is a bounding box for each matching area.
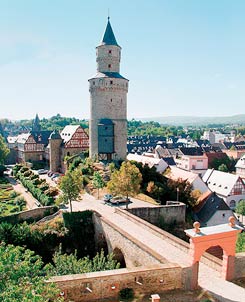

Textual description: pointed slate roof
[193,192,231,226]
[32,114,41,132]
[101,18,119,46]
[49,129,62,140]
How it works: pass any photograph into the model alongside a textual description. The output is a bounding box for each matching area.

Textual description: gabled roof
[60,125,80,143]
[235,155,245,169]
[162,157,176,166]
[7,136,18,144]
[193,192,231,225]
[100,18,119,46]
[179,147,204,156]
[16,133,31,144]
[202,169,241,197]
[127,153,168,171]
[166,166,199,184]
[30,131,52,146]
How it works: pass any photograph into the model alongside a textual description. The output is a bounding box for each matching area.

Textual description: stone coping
[49,263,180,282]
[185,223,243,238]
[116,208,189,250]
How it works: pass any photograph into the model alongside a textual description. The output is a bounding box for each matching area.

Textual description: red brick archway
[185,218,242,289]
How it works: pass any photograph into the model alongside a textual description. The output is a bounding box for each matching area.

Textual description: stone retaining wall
[50,264,193,302]
[93,212,168,268]
[116,209,223,272]
[127,202,186,225]
[234,252,245,279]
[0,205,58,223]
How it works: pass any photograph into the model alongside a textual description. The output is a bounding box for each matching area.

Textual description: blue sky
[1,0,245,120]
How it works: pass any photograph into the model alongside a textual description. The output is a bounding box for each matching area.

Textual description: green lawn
[0,178,26,216]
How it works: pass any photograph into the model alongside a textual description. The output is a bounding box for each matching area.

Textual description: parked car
[47,171,53,177]
[37,169,48,175]
[110,196,130,205]
[51,173,64,181]
[103,194,113,202]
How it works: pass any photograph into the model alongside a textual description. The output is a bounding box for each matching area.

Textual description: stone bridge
[51,198,245,302]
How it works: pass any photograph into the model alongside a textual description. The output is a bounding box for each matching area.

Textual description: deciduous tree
[0,243,63,302]
[236,200,245,216]
[46,246,120,276]
[59,169,83,212]
[93,171,105,199]
[107,161,142,205]
[0,135,9,164]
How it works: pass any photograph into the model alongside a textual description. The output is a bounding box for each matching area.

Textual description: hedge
[16,170,54,206]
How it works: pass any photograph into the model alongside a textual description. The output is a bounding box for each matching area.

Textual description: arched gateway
[185,217,243,289]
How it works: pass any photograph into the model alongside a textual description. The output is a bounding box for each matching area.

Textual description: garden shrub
[20,167,29,173]
[45,187,59,197]
[32,178,42,186]
[32,161,46,170]
[23,170,32,177]
[12,164,23,176]
[9,191,18,199]
[39,184,49,192]
[0,165,6,177]
[0,177,9,184]
[16,172,54,206]
[118,288,134,301]
[30,174,39,180]
[10,206,19,213]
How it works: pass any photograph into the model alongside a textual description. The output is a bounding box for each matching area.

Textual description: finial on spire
[108,8,110,20]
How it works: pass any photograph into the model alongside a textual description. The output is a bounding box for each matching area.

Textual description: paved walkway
[7,177,38,210]
[70,195,245,302]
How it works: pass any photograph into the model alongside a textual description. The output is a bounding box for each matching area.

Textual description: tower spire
[101,17,119,46]
[32,113,41,132]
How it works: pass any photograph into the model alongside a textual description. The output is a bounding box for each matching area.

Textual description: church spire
[32,114,41,132]
[101,18,119,46]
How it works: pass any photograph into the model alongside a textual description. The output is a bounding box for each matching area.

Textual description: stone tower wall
[89,77,128,160]
[89,20,128,161]
[49,139,62,172]
[96,45,121,73]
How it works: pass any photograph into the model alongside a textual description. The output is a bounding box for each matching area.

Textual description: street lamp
[176,187,179,202]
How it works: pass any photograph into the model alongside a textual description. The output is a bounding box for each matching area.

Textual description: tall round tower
[88,18,129,161]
